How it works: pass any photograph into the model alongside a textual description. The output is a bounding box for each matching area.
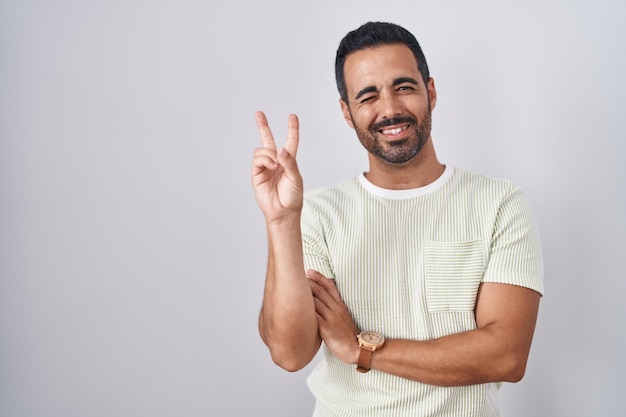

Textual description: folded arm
[309,271,540,386]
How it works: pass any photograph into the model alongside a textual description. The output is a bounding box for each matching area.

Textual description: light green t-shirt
[301,166,544,417]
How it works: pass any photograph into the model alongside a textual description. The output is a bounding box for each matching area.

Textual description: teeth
[382,126,405,135]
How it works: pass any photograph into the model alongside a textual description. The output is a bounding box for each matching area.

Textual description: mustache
[371,116,418,131]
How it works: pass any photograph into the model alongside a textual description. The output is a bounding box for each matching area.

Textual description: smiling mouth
[380,125,409,136]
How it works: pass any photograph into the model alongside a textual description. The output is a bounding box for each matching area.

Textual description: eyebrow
[353,77,420,101]
[354,86,378,101]
[392,77,419,87]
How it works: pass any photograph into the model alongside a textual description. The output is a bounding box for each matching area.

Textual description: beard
[352,109,432,165]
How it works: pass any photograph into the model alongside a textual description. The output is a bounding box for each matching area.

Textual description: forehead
[343,43,421,92]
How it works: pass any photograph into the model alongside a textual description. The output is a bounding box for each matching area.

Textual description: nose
[378,91,402,119]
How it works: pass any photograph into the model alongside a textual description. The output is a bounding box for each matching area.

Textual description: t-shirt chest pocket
[424,240,485,312]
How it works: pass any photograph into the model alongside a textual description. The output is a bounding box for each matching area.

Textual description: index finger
[255,111,277,150]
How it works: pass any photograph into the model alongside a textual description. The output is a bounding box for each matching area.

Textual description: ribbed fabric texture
[301,166,543,417]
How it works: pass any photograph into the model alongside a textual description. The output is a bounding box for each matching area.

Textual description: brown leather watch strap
[356,347,374,373]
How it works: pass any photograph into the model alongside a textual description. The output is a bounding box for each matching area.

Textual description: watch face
[360,331,383,345]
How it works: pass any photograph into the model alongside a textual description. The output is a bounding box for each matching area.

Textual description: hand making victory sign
[252,111,303,224]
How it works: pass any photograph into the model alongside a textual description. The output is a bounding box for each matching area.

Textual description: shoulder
[444,168,536,223]
[303,177,362,209]
[301,177,368,229]
[450,167,518,194]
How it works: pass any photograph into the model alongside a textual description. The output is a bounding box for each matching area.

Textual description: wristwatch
[356,331,385,373]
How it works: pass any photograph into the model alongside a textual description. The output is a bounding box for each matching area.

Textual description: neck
[364,138,445,190]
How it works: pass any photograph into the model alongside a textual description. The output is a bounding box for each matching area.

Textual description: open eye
[397,85,415,92]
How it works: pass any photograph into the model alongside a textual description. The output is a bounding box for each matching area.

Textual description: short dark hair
[335,21,430,103]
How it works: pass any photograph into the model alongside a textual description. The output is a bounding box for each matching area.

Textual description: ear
[427,78,437,111]
[340,98,355,129]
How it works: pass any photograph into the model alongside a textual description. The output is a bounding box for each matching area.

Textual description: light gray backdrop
[1,0,624,416]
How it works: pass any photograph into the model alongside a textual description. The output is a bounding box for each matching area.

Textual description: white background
[1,1,625,416]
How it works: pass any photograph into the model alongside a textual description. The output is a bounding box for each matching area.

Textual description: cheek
[352,109,376,130]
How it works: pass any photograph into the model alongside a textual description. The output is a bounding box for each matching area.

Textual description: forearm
[259,217,320,371]
[370,326,529,386]
[311,278,541,386]
[369,285,540,386]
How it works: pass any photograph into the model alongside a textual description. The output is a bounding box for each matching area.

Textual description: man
[251,21,543,417]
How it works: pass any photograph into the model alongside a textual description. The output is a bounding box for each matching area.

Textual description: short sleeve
[301,200,336,279]
[482,187,544,295]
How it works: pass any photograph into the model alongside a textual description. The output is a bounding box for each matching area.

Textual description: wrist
[265,212,301,230]
[356,331,385,373]
[352,339,361,365]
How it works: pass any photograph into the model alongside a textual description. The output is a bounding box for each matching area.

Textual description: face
[340,43,436,165]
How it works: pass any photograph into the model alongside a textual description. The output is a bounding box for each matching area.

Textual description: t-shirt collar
[357,165,453,199]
